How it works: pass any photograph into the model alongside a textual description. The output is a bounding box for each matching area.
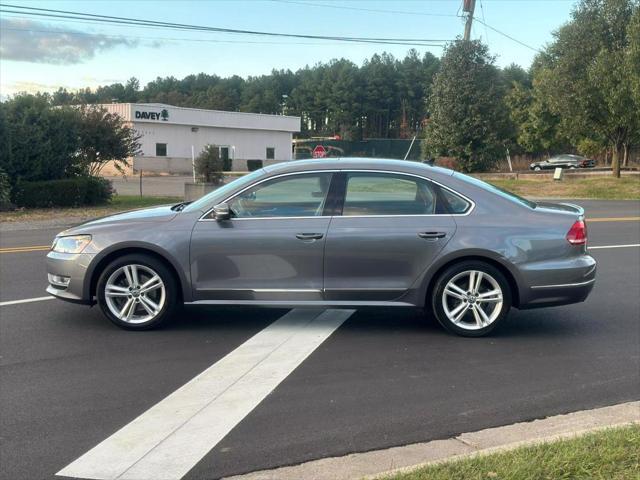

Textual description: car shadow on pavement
[47,303,590,340]
[340,306,590,340]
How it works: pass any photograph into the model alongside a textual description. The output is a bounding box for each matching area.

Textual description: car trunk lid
[534,201,584,218]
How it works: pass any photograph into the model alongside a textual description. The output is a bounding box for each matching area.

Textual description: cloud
[0,18,139,64]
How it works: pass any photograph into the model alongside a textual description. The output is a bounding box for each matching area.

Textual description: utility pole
[463,0,476,41]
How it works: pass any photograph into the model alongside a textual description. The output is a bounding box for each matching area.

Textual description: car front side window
[341,172,437,216]
[229,173,332,218]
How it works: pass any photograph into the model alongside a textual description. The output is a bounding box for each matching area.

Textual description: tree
[0,94,80,183]
[501,63,531,89]
[74,106,141,176]
[195,145,224,184]
[422,40,511,172]
[535,0,639,177]
[505,75,569,155]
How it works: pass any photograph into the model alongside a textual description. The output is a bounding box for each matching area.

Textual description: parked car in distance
[46,158,596,337]
[530,154,596,171]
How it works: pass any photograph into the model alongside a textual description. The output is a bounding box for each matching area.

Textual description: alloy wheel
[441,270,504,331]
[104,264,166,324]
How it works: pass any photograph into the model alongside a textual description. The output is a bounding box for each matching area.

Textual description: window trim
[198,169,475,221]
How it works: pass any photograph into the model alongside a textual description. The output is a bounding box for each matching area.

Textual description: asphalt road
[1,199,638,480]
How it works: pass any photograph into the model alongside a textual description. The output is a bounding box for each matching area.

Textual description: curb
[223,401,639,480]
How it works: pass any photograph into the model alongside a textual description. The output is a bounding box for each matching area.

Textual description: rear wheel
[96,254,178,330]
[431,261,512,337]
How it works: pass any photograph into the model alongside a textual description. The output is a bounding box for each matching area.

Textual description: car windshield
[453,173,537,209]
[182,169,266,213]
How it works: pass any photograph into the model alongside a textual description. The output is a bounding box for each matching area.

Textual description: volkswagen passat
[47,159,596,337]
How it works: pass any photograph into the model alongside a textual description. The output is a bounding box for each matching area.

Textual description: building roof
[98,103,300,133]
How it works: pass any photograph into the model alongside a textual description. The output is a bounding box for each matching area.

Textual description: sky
[0,0,576,98]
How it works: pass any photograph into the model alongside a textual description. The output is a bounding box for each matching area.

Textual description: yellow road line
[0,245,50,254]
[588,216,640,222]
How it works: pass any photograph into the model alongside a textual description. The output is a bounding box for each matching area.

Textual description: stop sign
[312,145,327,158]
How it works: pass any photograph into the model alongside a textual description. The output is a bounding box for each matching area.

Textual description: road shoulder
[224,401,639,480]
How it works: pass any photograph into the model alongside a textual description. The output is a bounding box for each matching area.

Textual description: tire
[570,166,577,170]
[96,254,179,330]
[431,261,512,337]
[533,166,541,171]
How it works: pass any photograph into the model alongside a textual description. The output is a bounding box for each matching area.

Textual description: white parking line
[588,244,640,250]
[0,296,53,307]
[56,308,354,480]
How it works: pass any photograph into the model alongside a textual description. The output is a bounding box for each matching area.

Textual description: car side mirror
[213,203,231,221]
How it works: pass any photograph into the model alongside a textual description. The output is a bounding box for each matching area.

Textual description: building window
[219,146,231,170]
[156,143,167,157]
[266,147,275,160]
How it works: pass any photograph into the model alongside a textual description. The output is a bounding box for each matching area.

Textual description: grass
[486,177,640,200]
[0,195,181,223]
[382,424,640,480]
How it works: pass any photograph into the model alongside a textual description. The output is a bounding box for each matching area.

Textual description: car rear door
[323,171,457,301]
[190,172,334,302]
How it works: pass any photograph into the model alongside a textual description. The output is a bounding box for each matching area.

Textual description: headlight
[51,235,92,254]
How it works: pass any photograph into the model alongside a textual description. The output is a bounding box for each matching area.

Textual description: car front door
[323,172,458,301]
[190,172,333,302]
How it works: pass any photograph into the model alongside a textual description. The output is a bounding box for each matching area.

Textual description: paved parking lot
[1,200,638,480]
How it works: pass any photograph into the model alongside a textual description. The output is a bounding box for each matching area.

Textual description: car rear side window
[440,188,471,214]
[342,173,437,216]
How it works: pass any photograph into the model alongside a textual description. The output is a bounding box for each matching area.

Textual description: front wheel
[431,261,512,337]
[533,166,541,171]
[96,254,178,330]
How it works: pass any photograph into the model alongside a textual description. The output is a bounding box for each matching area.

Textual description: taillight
[567,220,587,245]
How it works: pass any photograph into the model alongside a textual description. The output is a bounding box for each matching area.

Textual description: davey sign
[135,109,169,121]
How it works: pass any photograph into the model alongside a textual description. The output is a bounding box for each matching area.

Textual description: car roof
[263,157,455,181]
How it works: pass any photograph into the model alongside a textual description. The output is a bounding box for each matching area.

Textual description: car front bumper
[46,251,96,304]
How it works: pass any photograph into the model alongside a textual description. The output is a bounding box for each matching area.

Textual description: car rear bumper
[518,254,596,309]
[46,252,95,304]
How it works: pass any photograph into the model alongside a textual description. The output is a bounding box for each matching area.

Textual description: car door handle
[418,231,446,240]
[296,233,324,241]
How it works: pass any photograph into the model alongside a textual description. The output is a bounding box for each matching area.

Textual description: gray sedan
[46,159,596,337]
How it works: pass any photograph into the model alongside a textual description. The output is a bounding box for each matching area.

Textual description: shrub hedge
[12,176,113,208]
[0,168,12,211]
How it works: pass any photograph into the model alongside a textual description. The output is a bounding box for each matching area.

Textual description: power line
[473,17,541,52]
[275,0,542,53]
[0,3,452,46]
[479,0,490,42]
[0,24,447,47]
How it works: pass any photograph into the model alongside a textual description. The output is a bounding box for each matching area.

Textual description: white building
[100,103,300,174]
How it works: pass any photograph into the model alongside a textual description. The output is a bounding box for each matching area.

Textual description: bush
[12,176,113,208]
[195,145,224,184]
[0,168,13,211]
[246,159,263,171]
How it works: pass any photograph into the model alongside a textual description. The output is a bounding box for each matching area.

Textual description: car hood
[62,205,178,234]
